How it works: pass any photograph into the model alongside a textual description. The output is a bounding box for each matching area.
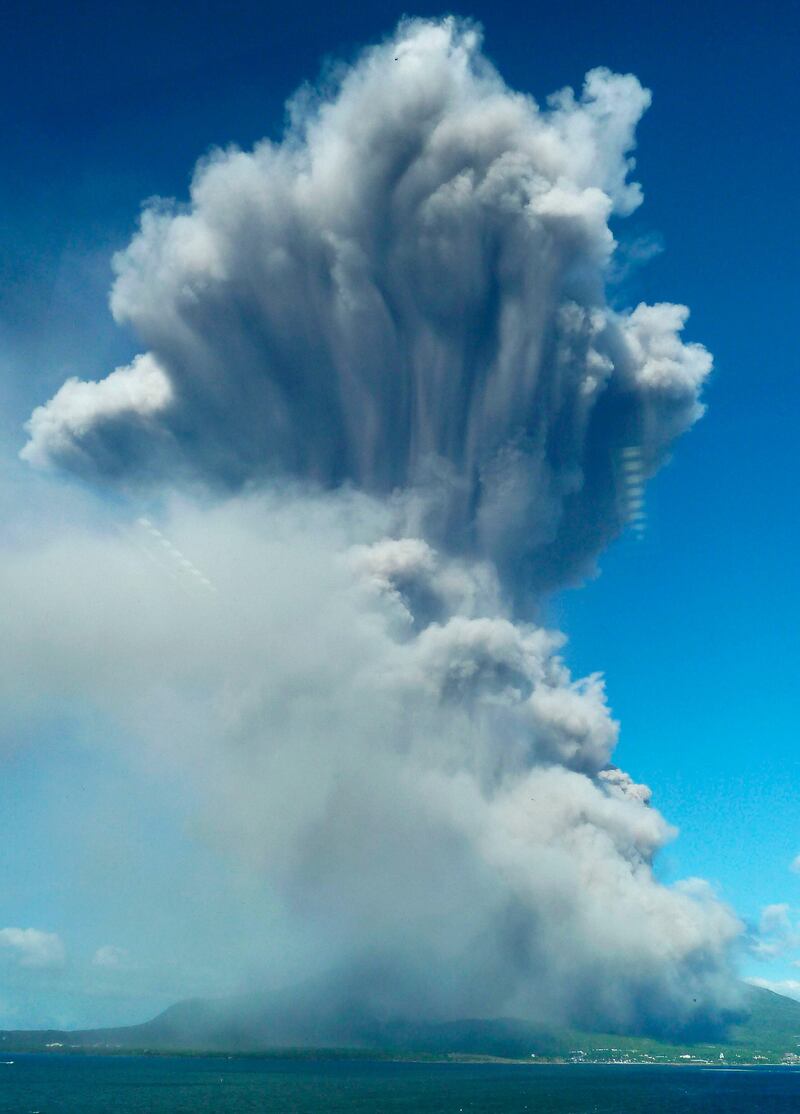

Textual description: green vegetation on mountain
[3,984,799,1065]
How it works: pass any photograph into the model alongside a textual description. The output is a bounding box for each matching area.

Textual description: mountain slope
[2,985,799,1063]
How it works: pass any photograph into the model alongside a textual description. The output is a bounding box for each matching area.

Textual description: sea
[1,1057,800,1113]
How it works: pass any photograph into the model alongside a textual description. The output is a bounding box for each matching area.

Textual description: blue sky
[1,0,798,1027]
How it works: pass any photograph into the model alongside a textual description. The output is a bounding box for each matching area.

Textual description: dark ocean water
[1,1056,800,1114]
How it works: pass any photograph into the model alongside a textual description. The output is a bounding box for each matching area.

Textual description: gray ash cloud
[23,18,709,592]
[9,18,741,1035]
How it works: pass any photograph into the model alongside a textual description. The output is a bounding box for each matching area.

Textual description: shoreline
[2,1048,798,1069]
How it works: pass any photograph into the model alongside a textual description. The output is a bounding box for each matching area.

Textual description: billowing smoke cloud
[22,18,710,591]
[0,492,741,1032]
[10,18,740,1035]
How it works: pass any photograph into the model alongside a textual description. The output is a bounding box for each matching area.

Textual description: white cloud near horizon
[0,928,66,970]
[92,946,129,969]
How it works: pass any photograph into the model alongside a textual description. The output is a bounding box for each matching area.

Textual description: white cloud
[760,903,792,935]
[750,903,800,958]
[0,928,66,969]
[92,945,129,969]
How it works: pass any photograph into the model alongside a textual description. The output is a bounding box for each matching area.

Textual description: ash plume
[9,18,741,1036]
[22,18,710,592]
